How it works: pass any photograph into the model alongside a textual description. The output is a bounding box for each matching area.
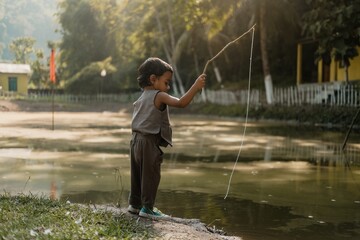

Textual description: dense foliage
[55,0,305,94]
[1,0,359,94]
[302,0,360,81]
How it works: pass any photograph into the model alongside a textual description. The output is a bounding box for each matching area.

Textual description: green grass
[0,193,153,239]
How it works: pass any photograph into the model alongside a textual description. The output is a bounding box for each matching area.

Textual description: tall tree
[245,0,301,104]
[57,0,119,93]
[121,0,237,95]
[302,0,360,82]
[258,0,273,104]
[183,0,239,82]
[54,0,303,94]
[58,0,116,79]
[30,49,49,88]
[9,37,36,64]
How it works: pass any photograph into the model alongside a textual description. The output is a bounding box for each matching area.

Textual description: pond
[1,111,360,240]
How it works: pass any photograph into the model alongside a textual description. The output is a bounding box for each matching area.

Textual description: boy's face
[153,71,172,92]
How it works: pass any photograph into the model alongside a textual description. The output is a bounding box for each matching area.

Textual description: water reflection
[1,112,360,239]
[59,189,360,240]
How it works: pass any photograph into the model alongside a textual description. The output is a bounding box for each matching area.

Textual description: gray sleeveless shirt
[131,90,172,147]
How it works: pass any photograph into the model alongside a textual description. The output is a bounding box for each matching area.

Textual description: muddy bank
[0,99,132,113]
[93,205,241,240]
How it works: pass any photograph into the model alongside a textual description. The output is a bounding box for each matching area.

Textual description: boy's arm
[156,74,206,108]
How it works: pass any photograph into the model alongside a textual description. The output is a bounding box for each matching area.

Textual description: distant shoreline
[1,99,359,131]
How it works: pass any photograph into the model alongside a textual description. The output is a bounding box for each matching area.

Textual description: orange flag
[50,49,56,83]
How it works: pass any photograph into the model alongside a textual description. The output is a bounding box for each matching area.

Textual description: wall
[298,43,360,84]
[330,48,360,82]
[0,73,28,94]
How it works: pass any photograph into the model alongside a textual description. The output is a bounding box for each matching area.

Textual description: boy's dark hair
[137,57,173,88]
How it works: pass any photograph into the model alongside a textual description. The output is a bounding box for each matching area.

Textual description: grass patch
[0,193,153,239]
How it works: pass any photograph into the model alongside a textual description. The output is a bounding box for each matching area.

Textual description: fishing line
[224,26,255,200]
[199,25,256,199]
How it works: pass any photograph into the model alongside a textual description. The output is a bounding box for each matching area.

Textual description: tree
[29,49,48,88]
[182,0,239,91]
[244,0,301,104]
[58,0,116,82]
[120,0,193,95]
[65,57,117,94]
[302,0,360,82]
[9,37,36,64]
[55,0,304,95]
[121,0,237,96]
[259,0,273,104]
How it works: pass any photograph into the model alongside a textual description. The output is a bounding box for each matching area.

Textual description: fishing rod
[198,24,256,199]
[200,24,256,98]
[202,24,256,74]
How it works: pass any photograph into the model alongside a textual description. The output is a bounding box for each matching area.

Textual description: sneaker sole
[128,209,140,214]
[139,211,170,220]
[127,206,141,214]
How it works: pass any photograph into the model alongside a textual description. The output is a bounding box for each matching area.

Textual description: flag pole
[50,48,56,130]
[52,84,54,130]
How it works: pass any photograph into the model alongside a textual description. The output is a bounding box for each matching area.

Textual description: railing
[0,91,141,103]
[0,91,20,99]
[194,89,261,106]
[27,92,141,103]
[196,83,360,107]
[273,83,360,107]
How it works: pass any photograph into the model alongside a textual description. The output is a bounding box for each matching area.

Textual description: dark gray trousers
[128,132,163,209]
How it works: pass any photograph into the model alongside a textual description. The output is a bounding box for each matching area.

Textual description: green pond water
[1,112,360,240]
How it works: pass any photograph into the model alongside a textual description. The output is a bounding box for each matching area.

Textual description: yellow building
[0,63,31,94]
[297,43,360,85]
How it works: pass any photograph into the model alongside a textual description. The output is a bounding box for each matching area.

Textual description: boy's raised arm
[156,74,206,108]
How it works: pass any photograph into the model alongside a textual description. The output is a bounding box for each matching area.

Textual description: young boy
[128,57,206,219]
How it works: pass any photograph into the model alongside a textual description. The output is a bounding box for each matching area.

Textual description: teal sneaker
[127,205,141,214]
[139,207,170,220]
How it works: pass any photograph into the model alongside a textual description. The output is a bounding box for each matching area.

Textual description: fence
[195,89,261,106]
[273,83,360,107]
[0,91,141,103]
[0,91,19,99]
[27,92,141,103]
[196,83,360,107]
[1,83,359,107]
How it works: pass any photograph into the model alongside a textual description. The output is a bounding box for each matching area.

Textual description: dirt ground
[0,99,132,113]
[112,206,241,240]
[0,99,241,240]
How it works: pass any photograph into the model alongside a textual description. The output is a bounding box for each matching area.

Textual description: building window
[8,77,18,91]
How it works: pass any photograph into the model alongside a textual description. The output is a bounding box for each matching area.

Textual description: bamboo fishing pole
[202,24,256,74]
[200,24,256,98]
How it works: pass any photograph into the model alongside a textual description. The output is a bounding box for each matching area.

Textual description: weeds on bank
[0,193,152,239]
